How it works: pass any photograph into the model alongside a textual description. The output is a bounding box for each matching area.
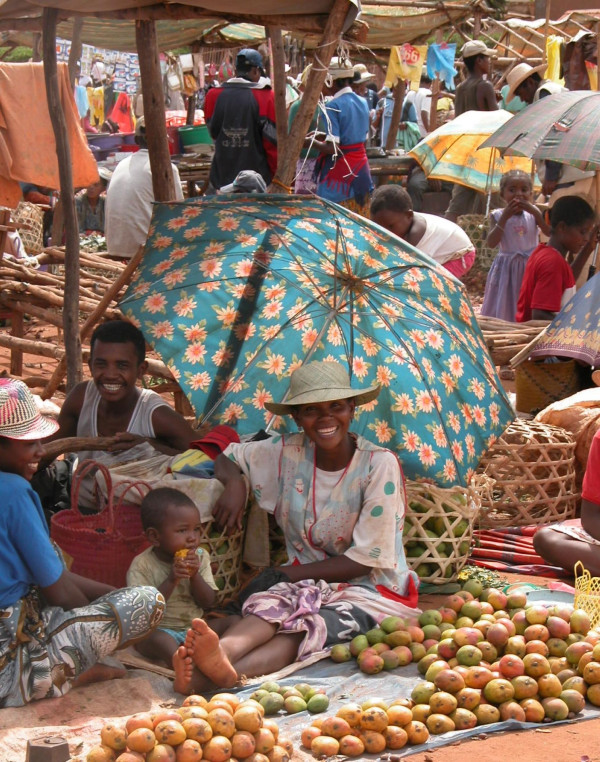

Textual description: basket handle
[113,479,153,511]
[71,459,118,531]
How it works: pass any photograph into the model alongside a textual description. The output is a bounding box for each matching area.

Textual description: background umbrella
[408,110,536,193]
[120,196,513,487]
[528,274,600,365]
[480,90,600,172]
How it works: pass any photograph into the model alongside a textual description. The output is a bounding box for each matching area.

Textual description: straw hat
[505,62,546,103]
[265,360,380,415]
[328,57,354,81]
[0,379,58,440]
[353,63,375,84]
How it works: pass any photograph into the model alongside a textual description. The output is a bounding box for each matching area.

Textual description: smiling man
[44,320,197,511]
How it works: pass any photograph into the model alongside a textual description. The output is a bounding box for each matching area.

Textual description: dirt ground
[1,323,599,761]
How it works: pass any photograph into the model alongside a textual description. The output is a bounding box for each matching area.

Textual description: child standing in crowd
[170,360,417,695]
[0,379,163,706]
[127,487,218,667]
[516,195,596,322]
[370,185,476,278]
[481,170,550,323]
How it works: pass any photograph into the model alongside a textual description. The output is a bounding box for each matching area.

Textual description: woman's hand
[212,479,247,533]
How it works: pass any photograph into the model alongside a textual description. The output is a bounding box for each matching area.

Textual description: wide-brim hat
[353,63,375,84]
[265,360,381,415]
[0,378,59,440]
[505,62,546,103]
[328,57,354,81]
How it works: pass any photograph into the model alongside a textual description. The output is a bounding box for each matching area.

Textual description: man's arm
[149,405,198,453]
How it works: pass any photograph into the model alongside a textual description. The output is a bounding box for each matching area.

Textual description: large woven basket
[457,213,497,271]
[11,201,44,254]
[574,561,600,630]
[404,478,483,584]
[515,359,580,416]
[475,420,578,528]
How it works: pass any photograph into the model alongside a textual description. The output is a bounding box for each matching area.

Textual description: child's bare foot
[173,645,194,694]
[186,618,238,688]
[72,662,126,688]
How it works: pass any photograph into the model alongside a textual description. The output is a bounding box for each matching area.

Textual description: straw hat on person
[353,63,375,84]
[265,360,380,415]
[505,62,546,103]
[328,57,354,81]
[0,379,58,440]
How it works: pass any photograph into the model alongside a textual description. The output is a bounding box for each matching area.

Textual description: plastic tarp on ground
[236,658,600,759]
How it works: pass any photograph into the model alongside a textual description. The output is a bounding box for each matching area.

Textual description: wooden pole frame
[273,0,351,190]
[135,19,176,202]
[42,7,82,390]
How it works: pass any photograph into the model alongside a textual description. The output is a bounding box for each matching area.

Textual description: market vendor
[170,360,418,694]
[40,320,198,512]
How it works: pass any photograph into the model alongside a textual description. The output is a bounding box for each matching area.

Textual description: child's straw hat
[265,361,380,415]
[0,379,59,440]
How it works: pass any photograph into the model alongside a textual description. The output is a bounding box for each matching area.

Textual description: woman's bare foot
[72,663,126,688]
[186,618,238,688]
[173,645,194,694]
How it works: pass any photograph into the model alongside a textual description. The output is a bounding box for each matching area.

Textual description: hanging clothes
[74,84,90,118]
[544,36,565,85]
[0,62,98,208]
[87,86,105,127]
[427,43,457,91]
[384,44,428,92]
[109,93,134,133]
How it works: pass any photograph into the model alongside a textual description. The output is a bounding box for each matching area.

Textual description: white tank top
[75,383,170,509]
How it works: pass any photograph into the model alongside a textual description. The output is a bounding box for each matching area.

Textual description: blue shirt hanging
[427,43,457,91]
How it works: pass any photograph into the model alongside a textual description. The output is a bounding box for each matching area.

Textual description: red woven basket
[51,460,152,588]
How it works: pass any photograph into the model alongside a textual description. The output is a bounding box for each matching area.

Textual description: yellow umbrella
[409,110,537,192]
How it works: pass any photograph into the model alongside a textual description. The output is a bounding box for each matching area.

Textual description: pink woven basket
[51,459,152,587]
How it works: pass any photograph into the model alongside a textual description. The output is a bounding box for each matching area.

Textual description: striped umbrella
[481,90,600,172]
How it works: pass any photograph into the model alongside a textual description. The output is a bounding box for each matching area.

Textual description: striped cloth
[469,526,566,578]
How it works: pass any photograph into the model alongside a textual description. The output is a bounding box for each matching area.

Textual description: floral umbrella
[120,195,513,487]
[409,110,536,192]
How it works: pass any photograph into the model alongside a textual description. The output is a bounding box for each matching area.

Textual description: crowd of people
[2,36,600,710]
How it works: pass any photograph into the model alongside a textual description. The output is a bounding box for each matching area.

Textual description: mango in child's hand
[175,549,190,559]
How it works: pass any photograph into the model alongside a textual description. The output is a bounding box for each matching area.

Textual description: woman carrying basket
[172,360,417,694]
[0,379,165,707]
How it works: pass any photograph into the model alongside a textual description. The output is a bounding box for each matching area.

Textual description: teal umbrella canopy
[120,195,513,487]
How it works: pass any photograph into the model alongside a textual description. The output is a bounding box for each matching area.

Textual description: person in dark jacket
[204,49,277,192]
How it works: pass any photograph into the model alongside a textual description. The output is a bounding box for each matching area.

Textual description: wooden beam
[268,26,289,166]
[135,19,175,202]
[273,0,351,190]
[67,17,83,88]
[385,78,405,152]
[42,7,82,391]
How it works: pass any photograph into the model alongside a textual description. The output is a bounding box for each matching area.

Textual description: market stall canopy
[0,0,361,52]
[0,0,506,53]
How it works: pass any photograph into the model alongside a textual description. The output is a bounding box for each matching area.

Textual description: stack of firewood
[476,315,550,366]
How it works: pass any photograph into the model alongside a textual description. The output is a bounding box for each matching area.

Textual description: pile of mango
[86,692,294,762]
[248,680,329,716]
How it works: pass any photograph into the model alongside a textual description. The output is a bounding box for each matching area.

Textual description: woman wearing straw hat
[171,360,417,694]
[0,379,164,706]
[311,57,374,216]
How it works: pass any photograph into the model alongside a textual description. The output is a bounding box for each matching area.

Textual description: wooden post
[68,17,83,88]
[273,0,351,190]
[385,78,406,151]
[32,33,42,63]
[135,19,175,202]
[268,26,289,165]
[42,7,82,390]
[429,75,440,133]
